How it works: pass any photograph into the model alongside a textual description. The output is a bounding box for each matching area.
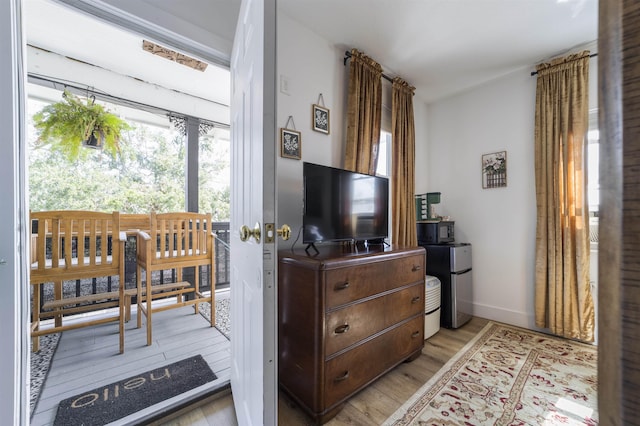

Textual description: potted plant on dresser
[32,90,131,162]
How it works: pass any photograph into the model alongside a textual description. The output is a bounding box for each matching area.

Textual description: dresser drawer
[325,295,386,356]
[325,284,425,356]
[325,254,424,309]
[323,315,424,409]
[384,282,425,326]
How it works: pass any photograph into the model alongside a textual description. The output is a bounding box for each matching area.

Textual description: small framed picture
[482,150,507,189]
[312,104,330,134]
[280,128,301,160]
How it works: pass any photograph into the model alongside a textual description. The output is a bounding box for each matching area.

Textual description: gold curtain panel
[344,48,383,175]
[534,50,595,342]
[392,77,417,247]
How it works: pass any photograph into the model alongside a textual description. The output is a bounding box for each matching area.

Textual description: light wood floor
[157,316,490,426]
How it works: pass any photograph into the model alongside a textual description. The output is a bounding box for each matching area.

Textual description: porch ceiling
[25,0,230,124]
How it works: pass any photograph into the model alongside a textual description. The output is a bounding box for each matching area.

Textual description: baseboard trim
[472,302,540,331]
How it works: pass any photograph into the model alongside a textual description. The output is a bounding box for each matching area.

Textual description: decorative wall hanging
[281,116,301,160]
[482,151,507,188]
[312,93,330,134]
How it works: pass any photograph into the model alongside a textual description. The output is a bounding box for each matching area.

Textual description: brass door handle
[264,223,291,243]
[277,224,291,241]
[239,222,261,243]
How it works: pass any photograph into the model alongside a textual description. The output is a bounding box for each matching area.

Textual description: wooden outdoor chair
[135,212,215,346]
[30,210,131,354]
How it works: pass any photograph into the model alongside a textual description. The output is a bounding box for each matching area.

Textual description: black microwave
[416,221,455,244]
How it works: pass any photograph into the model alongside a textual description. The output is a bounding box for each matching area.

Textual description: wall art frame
[281,128,301,160]
[312,104,330,134]
[482,150,507,189]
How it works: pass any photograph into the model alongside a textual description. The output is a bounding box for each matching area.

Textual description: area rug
[199,298,231,340]
[384,322,598,426]
[30,333,61,417]
[53,354,216,426]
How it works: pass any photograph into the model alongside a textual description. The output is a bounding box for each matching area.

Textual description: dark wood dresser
[278,245,426,423]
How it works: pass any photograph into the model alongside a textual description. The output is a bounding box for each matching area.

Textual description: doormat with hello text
[53,354,216,426]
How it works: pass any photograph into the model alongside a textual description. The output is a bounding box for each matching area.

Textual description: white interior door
[230,0,277,425]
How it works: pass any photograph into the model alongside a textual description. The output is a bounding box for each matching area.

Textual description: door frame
[0,0,29,423]
[2,1,267,424]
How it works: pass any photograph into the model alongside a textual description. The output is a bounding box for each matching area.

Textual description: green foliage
[28,105,230,221]
[32,90,131,162]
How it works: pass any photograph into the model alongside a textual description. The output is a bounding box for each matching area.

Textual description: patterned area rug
[30,333,61,416]
[199,298,230,340]
[384,322,598,426]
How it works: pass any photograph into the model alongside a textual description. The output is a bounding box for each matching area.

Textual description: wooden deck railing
[32,221,231,311]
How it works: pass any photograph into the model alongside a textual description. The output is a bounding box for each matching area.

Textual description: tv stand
[278,245,426,423]
[304,243,319,255]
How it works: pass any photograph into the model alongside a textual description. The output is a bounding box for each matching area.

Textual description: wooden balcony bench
[136,212,215,346]
[30,210,127,353]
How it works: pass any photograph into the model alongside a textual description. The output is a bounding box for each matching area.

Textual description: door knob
[277,224,291,241]
[239,222,261,243]
[264,223,291,243]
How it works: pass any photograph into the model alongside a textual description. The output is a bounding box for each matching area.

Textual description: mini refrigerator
[422,243,472,328]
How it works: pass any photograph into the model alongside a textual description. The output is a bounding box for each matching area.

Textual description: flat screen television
[303,162,389,245]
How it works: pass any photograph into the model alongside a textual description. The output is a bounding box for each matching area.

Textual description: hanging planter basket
[82,131,104,149]
[33,90,131,162]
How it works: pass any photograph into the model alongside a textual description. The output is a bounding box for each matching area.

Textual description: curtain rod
[530,52,598,76]
[343,51,394,83]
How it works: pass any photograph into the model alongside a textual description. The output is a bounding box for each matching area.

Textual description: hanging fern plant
[32,90,131,162]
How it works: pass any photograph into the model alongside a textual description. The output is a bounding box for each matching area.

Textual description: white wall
[414,100,429,193]
[276,11,347,249]
[425,70,537,328]
[424,56,598,329]
[275,11,430,250]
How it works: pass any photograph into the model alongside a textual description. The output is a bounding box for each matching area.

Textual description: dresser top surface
[279,244,425,269]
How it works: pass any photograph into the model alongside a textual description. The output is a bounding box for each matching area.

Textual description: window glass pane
[587,112,599,212]
[377,131,391,177]
[588,143,599,210]
[376,130,392,241]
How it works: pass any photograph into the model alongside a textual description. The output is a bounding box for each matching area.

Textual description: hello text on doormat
[53,354,216,426]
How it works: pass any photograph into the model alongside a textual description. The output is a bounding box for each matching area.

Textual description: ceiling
[25,0,232,124]
[279,0,598,103]
[132,0,597,103]
[26,0,598,108]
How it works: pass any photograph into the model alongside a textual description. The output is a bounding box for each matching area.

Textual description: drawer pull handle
[335,282,350,291]
[335,324,350,334]
[411,331,421,338]
[412,265,422,272]
[411,296,421,304]
[334,371,350,382]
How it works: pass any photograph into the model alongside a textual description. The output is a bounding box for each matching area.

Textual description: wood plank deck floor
[31,297,231,426]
